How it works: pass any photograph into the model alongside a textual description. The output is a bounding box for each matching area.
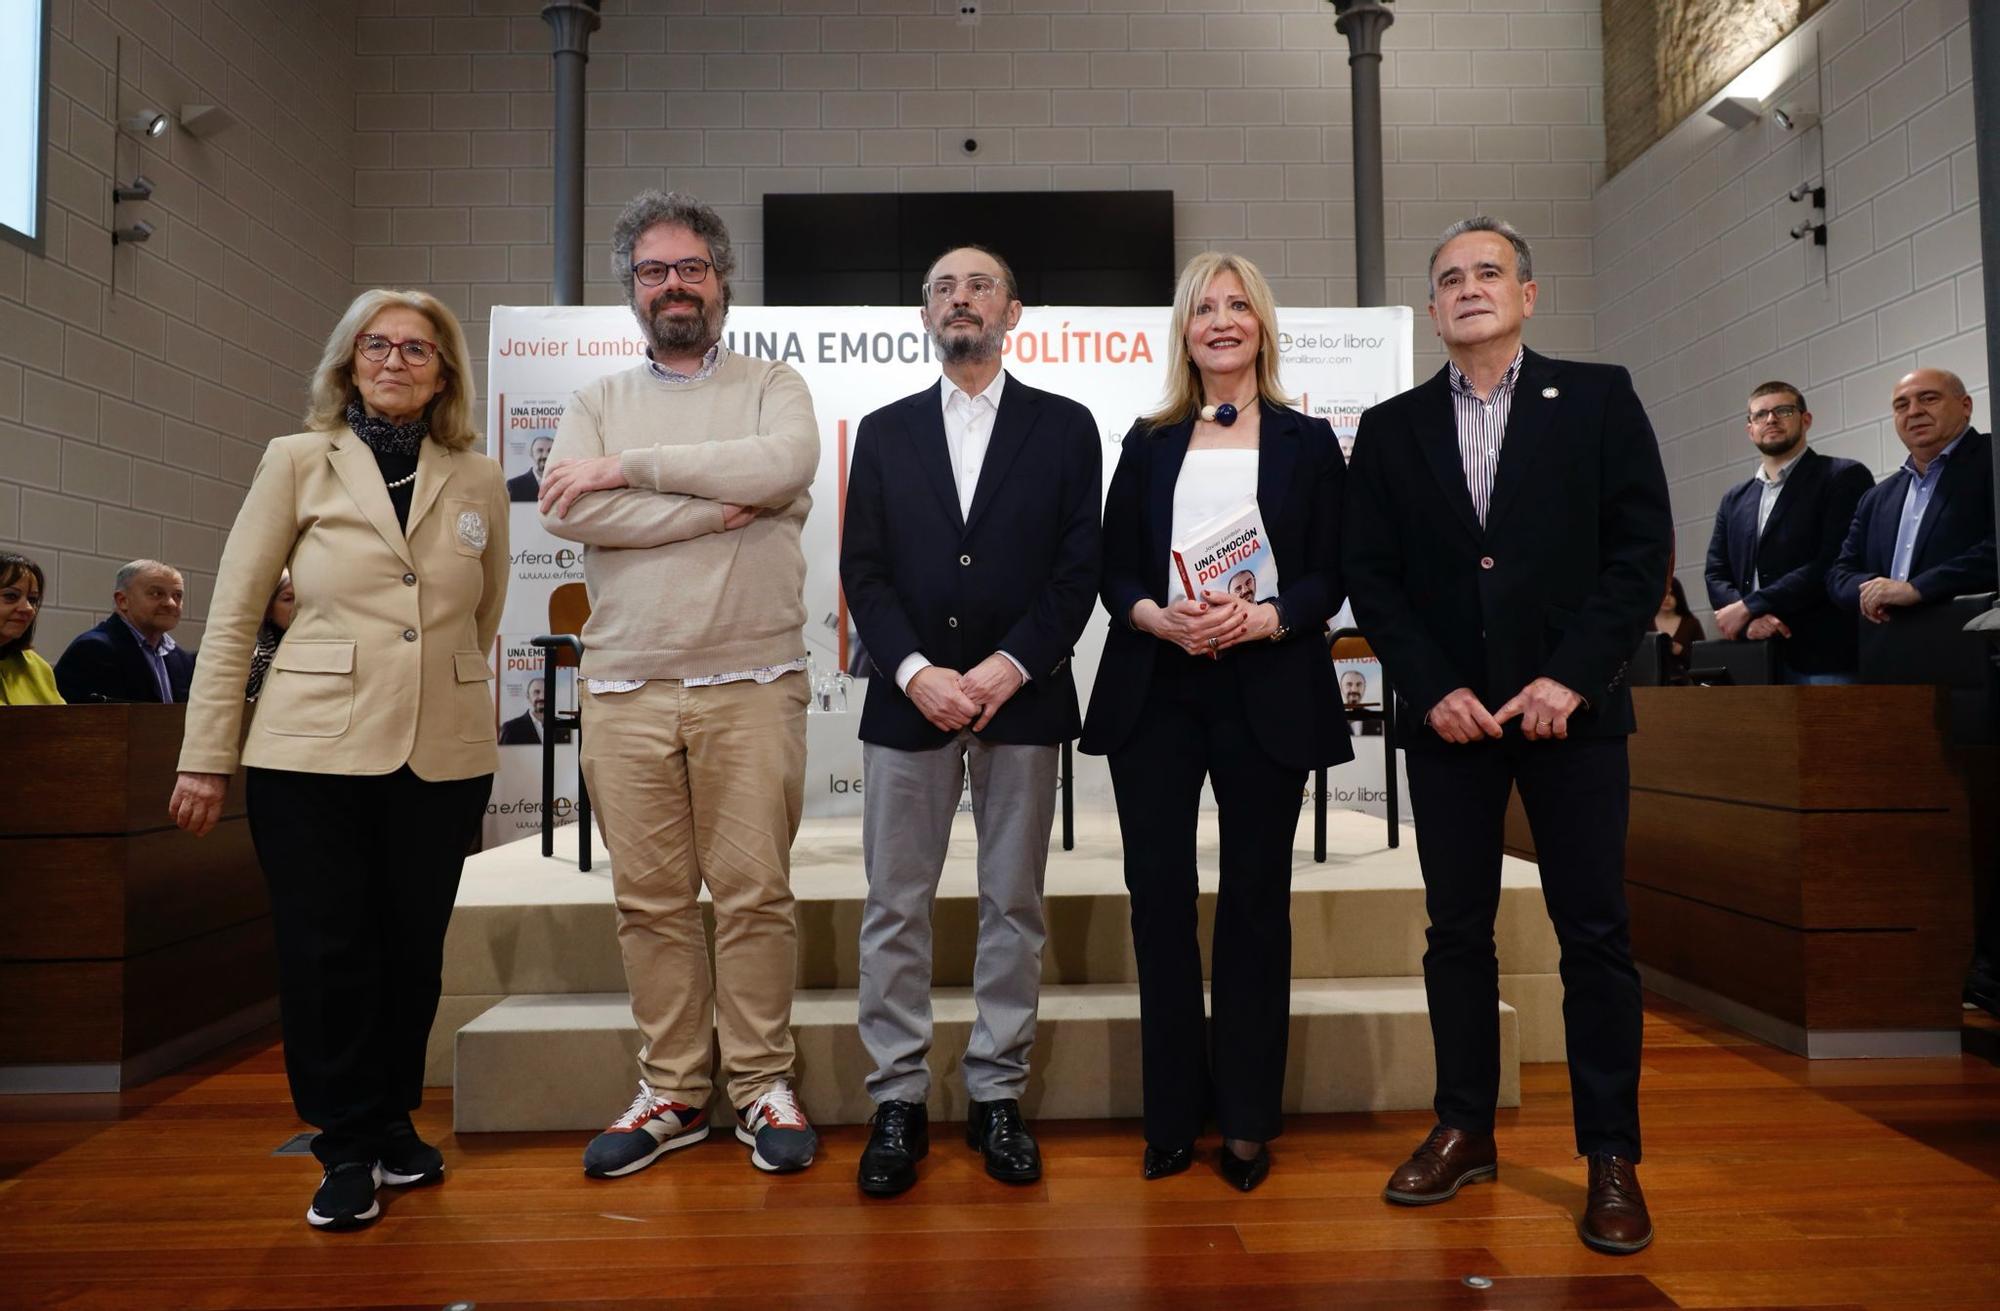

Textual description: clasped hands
[1714,600,1791,642]
[1856,576,1920,624]
[538,454,755,529]
[1132,592,1280,658]
[1427,678,1583,744]
[910,654,1025,734]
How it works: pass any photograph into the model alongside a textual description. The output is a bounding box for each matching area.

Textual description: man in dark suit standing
[839,244,1101,1198]
[1826,368,1995,624]
[1705,381,1875,682]
[1345,217,1673,1255]
[55,558,197,703]
[507,434,555,503]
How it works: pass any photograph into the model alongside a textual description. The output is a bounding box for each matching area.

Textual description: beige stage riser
[451,980,1522,1132]
[422,971,1569,1087]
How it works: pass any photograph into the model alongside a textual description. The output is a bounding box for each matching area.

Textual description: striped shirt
[1446,348,1525,527]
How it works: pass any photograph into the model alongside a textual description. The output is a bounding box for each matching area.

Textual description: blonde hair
[1143,251,1293,429]
[304,289,479,451]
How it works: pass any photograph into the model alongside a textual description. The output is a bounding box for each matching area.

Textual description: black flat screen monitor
[763,191,1175,306]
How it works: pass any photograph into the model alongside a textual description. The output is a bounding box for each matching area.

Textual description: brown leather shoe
[1580,1154,1653,1254]
[1382,1125,1498,1205]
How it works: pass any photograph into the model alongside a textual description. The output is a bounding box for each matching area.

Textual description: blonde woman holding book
[1080,252,1351,1192]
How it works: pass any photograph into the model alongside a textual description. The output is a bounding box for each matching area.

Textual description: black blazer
[1704,448,1875,674]
[1079,404,1353,772]
[1827,427,1996,611]
[1343,350,1673,751]
[53,615,197,704]
[498,710,571,745]
[506,469,540,503]
[839,373,1103,749]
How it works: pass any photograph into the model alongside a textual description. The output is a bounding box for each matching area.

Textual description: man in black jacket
[1826,369,1995,623]
[1345,217,1672,1256]
[1705,382,1875,682]
[54,559,197,703]
[838,245,1101,1198]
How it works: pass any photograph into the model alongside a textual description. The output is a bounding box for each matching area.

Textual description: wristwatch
[1266,598,1290,642]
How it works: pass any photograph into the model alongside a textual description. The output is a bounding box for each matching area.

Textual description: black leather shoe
[857,1100,928,1197]
[966,1098,1042,1183]
[1143,1143,1194,1180]
[1218,1143,1270,1193]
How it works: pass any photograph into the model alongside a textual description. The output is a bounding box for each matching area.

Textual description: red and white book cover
[1170,501,1279,605]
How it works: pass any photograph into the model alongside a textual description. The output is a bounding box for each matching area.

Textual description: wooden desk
[1504,686,1978,1057]
[0,705,275,1090]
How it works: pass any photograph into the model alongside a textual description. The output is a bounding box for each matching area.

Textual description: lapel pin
[1542,386,1559,399]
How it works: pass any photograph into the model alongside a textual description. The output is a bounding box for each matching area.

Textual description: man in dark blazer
[1705,381,1875,682]
[507,434,554,503]
[839,244,1101,1198]
[55,558,197,703]
[1345,217,1672,1256]
[1826,369,1995,624]
[497,679,571,745]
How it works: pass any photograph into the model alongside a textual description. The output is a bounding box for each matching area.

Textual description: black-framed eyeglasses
[634,257,714,287]
[355,333,440,367]
[1747,403,1801,425]
[923,275,1002,305]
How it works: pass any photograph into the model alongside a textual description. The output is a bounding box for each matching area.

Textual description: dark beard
[645,294,719,355]
[932,313,1004,365]
[1754,430,1803,458]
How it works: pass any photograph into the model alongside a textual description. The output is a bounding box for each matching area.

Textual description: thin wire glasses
[354,333,440,367]
[633,257,715,286]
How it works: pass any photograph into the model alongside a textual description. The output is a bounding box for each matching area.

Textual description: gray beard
[932,315,1005,365]
[645,297,720,356]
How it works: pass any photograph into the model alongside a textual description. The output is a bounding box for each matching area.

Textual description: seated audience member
[1653,575,1703,682]
[498,677,571,745]
[54,558,196,703]
[1705,382,1875,683]
[1828,369,1996,623]
[0,552,63,705]
[243,572,295,702]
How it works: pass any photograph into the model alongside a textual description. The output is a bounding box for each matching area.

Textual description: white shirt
[893,371,1029,695]
[1750,448,1805,590]
[1167,448,1260,603]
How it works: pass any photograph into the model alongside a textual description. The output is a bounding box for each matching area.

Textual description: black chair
[1687,637,1780,686]
[1629,631,1670,687]
[1859,592,1998,745]
[529,581,594,871]
[1315,627,1398,860]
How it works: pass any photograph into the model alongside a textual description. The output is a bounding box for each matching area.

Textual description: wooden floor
[3,999,1997,1311]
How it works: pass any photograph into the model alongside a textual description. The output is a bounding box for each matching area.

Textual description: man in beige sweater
[539,190,821,1179]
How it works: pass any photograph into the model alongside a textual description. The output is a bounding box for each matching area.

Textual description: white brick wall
[0,0,358,651]
[350,0,1607,394]
[1593,0,1985,627]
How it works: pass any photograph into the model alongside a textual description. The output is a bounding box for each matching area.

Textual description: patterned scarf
[245,621,284,703]
[345,397,430,455]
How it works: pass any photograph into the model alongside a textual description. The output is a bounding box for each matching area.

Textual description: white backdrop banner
[483,303,1413,847]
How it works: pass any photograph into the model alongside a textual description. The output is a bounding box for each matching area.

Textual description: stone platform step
[451,977,1520,1133]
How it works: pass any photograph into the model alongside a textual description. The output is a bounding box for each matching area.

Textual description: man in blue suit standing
[1827,368,1995,624]
[839,244,1102,1198]
[54,558,197,703]
[1705,381,1875,682]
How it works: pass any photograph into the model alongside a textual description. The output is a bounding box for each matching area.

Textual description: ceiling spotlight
[112,220,155,246]
[178,104,236,139]
[113,175,154,203]
[1706,96,1761,130]
[1772,105,1819,133]
[120,110,169,139]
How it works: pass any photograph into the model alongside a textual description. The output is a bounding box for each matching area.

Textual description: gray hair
[610,190,736,311]
[1428,216,1534,298]
[116,559,179,592]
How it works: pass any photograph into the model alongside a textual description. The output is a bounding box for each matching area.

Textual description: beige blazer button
[402,572,417,586]
[402,628,418,642]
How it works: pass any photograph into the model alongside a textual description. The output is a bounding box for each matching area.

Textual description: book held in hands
[1170,500,1279,606]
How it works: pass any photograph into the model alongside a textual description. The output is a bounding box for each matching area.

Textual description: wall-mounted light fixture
[111,220,155,246]
[120,110,169,139]
[1706,96,1762,130]
[1772,104,1819,133]
[113,175,154,203]
[178,104,235,139]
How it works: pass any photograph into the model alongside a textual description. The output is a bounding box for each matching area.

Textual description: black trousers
[247,766,492,1167]
[1405,735,1643,1160]
[1107,652,1305,1149]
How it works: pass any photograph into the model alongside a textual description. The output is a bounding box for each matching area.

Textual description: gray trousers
[858,734,1058,1104]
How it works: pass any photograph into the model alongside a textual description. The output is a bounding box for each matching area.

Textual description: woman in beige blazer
[170,289,508,1232]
